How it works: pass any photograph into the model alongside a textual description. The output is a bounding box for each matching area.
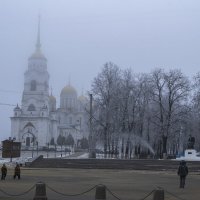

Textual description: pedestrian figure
[13,163,20,180]
[177,160,188,188]
[1,164,7,180]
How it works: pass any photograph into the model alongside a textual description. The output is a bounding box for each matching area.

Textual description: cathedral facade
[10,24,89,148]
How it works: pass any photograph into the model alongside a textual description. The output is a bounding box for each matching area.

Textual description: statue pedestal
[176,149,200,161]
[184,149,197,158]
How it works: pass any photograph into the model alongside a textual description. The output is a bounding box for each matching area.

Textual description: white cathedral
[10,23,89,148]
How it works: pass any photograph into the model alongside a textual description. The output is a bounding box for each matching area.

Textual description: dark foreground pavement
[0,167,199,200]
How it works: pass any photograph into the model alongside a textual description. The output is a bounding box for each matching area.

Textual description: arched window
[24,122,35,129]
[30,80,37,91]
[26,137,31,146]
[28,104,36,111]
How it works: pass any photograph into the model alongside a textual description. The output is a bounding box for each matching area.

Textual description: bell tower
[22,16,49,116]
[11,17,51,147]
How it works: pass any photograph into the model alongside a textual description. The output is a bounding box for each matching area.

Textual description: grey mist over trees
[1,0,200,141]
[90,62,200,158]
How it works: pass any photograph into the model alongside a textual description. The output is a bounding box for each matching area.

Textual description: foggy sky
[0,0,200,141]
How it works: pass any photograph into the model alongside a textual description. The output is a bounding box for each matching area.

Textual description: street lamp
[36,141,38,156]
[89,93,96,158]
[61,142,63,158]
[32,137,36,158]
[47,143,49,158]
[54,144,57,158]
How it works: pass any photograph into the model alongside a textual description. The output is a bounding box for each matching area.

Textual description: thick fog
[0,0,200,141]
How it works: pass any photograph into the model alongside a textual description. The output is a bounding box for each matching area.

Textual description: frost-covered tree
[90,63,192,159]
[149,69,190,157]
[91,62,122,156]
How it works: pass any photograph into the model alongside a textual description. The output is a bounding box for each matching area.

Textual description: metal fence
[0,182,188,200]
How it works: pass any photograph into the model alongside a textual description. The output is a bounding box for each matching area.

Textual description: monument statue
[187,135,195,149]
[176,135,199,161]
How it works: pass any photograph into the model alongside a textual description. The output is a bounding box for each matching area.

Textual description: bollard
[95,185,106,200]
[33,182,48,200]
[153,189,164,200]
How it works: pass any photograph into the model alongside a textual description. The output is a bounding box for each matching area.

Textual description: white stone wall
[11,118,20,141]
[11,38,89,148]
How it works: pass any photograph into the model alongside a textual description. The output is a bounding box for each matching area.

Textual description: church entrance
[26,137,31,147]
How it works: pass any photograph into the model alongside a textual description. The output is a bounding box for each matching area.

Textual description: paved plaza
[0,167,199,200]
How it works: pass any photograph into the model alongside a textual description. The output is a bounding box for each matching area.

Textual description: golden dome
[78,95,87,102]
[61,85,77,96]
[29,50,46,60]
[49,95,56,102]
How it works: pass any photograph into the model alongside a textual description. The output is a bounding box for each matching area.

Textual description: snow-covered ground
[0,150,76,166]
[75,153,89,159]
[0,150,125,167]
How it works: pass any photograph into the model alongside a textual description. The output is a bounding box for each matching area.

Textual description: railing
[0,182,189,200]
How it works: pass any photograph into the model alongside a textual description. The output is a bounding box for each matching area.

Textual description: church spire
[36,15,41,51]
[50,86,53,96]
[29,15,46,60]
[68,75,71,86]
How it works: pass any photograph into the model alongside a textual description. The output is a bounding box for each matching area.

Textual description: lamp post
[65,143,66,157]
[54,144,57,158]
[61,142,63,158]
[36,141,38,156]
[32,136,37,158]
[32,138,34,158]
[9,137,16,162]
[89,93,96,158]
[32,145,34,158]
[47,143,49,158]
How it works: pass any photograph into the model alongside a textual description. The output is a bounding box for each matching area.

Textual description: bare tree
[150,69,190,158]
[91,62,122,156]
[119,72,153,158]
[190,72,200,150]
[90,63,192,159]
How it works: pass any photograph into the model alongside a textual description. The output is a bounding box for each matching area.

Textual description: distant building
[10,20,89,148]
